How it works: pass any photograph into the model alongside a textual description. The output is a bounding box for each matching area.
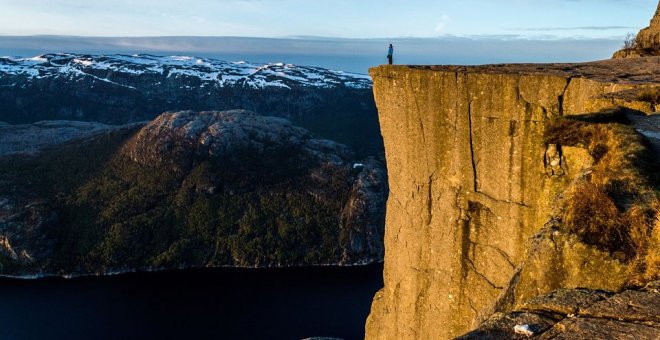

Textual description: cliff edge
[365,58,659,339]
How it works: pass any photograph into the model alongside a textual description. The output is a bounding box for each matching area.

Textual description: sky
[0,0,657,73]
[0,0,656,39]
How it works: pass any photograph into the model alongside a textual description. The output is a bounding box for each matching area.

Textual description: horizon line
[0,33,629,42]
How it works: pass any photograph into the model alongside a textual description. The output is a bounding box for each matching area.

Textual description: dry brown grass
[545,111,659,283]
[563,182,627,255]
[641,215,660,282]
[626,200,660,284]
[637,87,660,104]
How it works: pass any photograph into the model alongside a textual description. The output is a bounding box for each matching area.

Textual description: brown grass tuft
[627,200,660,284]
[637,87,660,104]
[545,112,659,282]
[642,214,660,281]
[563,182,627,254]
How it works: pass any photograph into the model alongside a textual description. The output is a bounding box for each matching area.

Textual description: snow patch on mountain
[0,53,372,90]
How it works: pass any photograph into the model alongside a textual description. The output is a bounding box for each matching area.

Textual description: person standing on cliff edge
[387,44,393,65]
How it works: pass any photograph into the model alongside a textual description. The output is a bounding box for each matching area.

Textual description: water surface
[0,264,383,340]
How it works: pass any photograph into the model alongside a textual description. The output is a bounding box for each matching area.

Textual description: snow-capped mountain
[0,53,372,90]
[0,53,381,157]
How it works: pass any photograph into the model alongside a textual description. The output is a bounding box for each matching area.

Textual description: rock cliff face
[365,58,659,339]
[613,2,660,58]
[0,111,387,277]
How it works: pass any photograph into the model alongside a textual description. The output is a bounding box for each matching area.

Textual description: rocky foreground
[459,280,660,339]
[0,110,387,277]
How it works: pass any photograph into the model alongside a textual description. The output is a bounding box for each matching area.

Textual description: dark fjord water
[0,264,383,340]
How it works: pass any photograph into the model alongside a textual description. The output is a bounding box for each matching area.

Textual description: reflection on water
[0,264,383,340]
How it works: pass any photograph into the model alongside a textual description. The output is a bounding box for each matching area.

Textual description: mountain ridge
[0,53,382,158]
[0,53,372,89]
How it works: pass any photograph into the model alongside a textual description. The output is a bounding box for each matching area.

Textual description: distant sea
[0,35,624,74]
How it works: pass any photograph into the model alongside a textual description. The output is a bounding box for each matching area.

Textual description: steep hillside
[365,58,659,339]
[0,54,381,157]
[0,110,387,277]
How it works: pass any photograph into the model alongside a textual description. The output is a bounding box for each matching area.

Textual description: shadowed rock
[458,282,660,339]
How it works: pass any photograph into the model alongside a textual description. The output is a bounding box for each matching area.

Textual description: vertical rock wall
[365,63,657,339]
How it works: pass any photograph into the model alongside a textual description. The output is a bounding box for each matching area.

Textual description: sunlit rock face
[364,58,659,339]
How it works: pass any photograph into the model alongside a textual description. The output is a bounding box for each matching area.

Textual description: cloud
[434,15,451,34]
[509,26,634,31]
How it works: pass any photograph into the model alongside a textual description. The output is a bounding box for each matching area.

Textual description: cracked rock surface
[458,281,660,339]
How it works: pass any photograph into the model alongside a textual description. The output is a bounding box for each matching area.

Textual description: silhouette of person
[387,44,393,65]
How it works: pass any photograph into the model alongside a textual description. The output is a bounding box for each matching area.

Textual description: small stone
[514,324,534,337]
